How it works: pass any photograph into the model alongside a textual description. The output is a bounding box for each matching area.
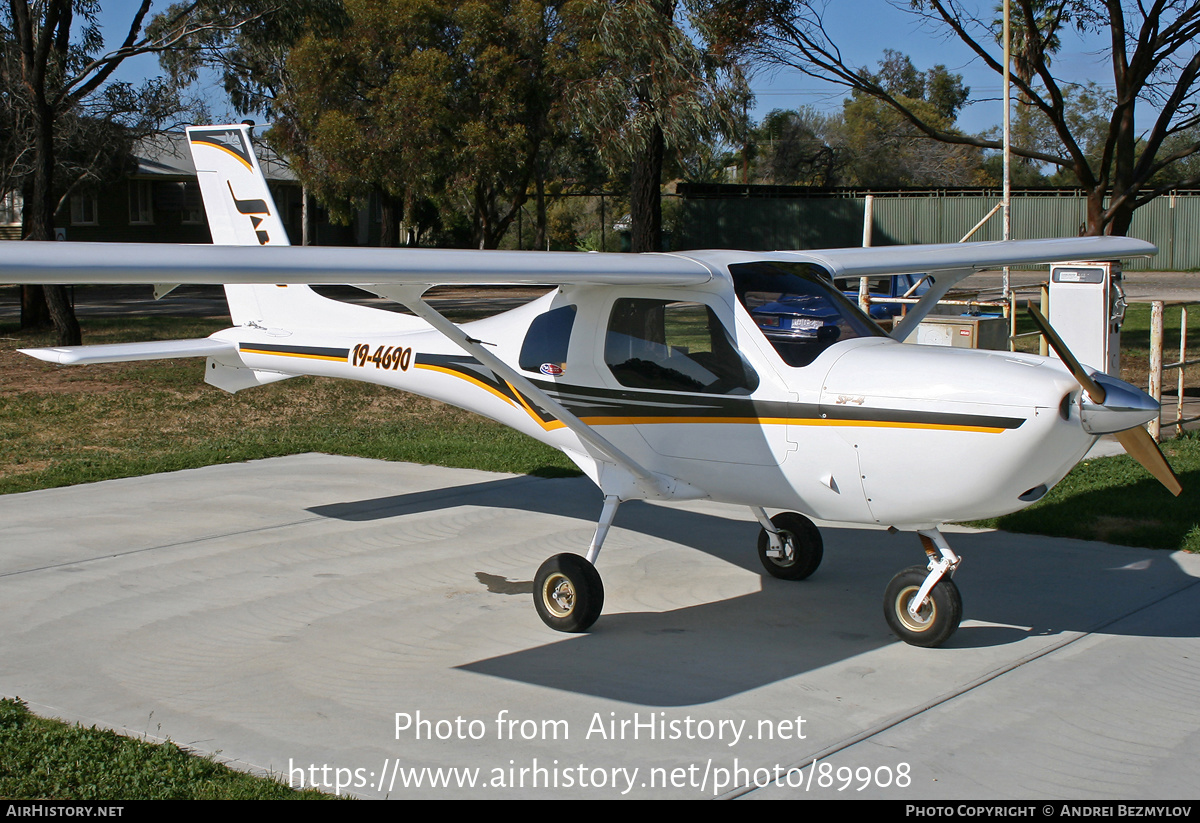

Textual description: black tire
[533,553,604,633]
[883,565,962,648]
[756,512,824,580]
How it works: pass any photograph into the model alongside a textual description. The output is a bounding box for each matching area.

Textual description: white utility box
[915,314,1008,350]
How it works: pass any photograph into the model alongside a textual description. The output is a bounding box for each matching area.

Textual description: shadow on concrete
[310,473,1200,705]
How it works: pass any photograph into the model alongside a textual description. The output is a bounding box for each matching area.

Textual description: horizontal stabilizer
[20,338,237,365]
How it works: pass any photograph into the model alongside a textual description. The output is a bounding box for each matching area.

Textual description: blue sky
[95,0,1120,135]
[743,2,1119,135]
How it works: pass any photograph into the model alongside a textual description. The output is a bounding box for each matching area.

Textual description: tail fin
[187,124,317,328]
[186,124,421,335]
[187,125,289,249]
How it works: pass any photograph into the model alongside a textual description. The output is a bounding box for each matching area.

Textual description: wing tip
[17,347,73,365]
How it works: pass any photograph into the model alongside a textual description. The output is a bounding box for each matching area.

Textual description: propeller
[1027,306,1182,497]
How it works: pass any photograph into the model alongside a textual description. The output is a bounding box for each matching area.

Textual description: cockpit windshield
[730,261,887,367]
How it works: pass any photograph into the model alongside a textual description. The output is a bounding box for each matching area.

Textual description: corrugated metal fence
[673,188,1200,270]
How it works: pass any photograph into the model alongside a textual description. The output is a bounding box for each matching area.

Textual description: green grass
[969,431,1200,551]
[0,698,332,799]
[0,317,579,496]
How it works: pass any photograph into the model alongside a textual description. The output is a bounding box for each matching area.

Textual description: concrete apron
[2,454,1198,799]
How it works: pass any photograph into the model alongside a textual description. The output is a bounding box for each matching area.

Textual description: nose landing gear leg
[883,528,962,648]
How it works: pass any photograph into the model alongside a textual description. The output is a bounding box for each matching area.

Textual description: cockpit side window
[520,304,576,375]
[605,298,759,395]
[730,261,886,368]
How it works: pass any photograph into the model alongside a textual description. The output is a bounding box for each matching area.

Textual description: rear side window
[520,305,576,375]
[604,299,758,395]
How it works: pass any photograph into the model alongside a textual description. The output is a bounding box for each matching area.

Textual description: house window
[0,190,22,226]
[181,181,205,225]
[129,180,154,225]
[70,193,98,225]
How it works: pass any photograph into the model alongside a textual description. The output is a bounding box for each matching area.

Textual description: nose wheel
[883,565,962,647]
[883,529,963,647]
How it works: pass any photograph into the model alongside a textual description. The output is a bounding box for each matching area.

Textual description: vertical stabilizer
[187,125,290,327]
[186,124,421,335]
[187,125,289,248]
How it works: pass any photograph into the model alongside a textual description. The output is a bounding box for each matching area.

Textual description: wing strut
[375,285,679,500]
[889,268,974,342]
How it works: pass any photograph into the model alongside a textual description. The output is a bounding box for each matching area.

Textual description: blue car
[834,273,930,320]
[749,293,842,340]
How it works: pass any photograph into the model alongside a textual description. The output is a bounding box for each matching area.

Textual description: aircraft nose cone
[1079,372,1161,435]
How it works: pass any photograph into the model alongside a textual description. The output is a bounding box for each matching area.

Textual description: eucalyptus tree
[276,0,564,250]
[565,0,749,251]
[721,0,1200,235]
[1,0,266,344]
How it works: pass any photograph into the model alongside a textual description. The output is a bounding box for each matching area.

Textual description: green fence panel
[675,191,1200,270]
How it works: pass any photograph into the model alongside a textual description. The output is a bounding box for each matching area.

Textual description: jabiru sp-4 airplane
[0,125,1181,647]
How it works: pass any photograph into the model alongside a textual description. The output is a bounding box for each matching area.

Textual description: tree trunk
[27,104,82,345]
[43,285,80,344]
[18,185,49,328]
[379,192,403,247]
[1107,195,1135,237]
[1107,98,1138,238]
[629,124,664,253]
[474,180,490,249]
[20,286,51,330]
[1084,189,1105,237]
[301,185,311,246]
[534,174,547,251]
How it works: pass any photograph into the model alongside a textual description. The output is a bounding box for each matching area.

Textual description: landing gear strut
[532,495,618,633]
[883,529,963,648]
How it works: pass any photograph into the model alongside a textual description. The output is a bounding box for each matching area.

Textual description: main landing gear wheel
[883,565,962,648]
[757,512,824,580]
[533,553,604,633]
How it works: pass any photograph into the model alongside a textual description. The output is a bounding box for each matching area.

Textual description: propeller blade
[1027,306,1181,496]
[1115,425,1183,497]
[1026,306,1106,404]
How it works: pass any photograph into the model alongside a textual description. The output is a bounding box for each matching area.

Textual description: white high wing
[2,125,1180,647]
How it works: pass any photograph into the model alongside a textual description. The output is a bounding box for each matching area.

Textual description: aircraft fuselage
[214,257,1109,532]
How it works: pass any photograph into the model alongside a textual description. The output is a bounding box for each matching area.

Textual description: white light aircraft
[1,125,1182,647]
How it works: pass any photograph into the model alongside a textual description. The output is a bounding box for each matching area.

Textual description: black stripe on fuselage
[414,354,1026,431]
[239,342,350,360]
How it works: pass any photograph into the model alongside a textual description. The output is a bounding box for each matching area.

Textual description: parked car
[748,293,842,340]
[833,272,930,320]
[746,286,884,367]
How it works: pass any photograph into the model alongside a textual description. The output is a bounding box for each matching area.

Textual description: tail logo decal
[187,128,255,170]
[227,182,271,245]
